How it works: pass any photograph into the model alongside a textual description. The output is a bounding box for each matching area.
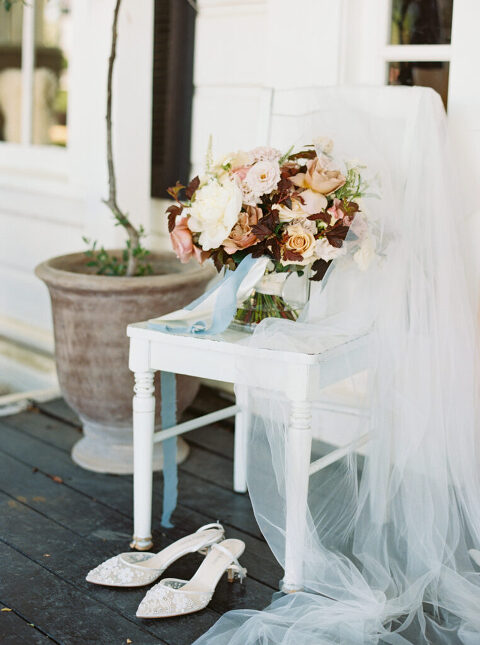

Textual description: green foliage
[335,164,370,202]
[82,237,153,277]
[278,145,294,166]
[2,0,23,10]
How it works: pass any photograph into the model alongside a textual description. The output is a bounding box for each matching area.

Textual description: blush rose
[170,215,208,264]
[223,206,261,254]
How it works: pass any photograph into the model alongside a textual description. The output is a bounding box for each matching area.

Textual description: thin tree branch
[104,0,140,277]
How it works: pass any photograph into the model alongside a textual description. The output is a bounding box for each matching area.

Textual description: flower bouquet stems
[234,292,300,328]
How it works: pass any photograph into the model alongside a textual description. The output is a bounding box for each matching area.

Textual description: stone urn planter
[35,250,213,474]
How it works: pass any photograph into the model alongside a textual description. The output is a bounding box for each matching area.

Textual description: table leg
[234,387,249,493]
[282,399,312,593]
[130,370,155,551]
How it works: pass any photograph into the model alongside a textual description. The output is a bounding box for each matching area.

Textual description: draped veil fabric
[193,86,480,645]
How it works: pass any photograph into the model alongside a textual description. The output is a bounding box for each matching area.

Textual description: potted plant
[34,0,212,473]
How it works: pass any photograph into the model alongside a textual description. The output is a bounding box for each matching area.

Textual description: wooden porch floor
[0,387,282,645]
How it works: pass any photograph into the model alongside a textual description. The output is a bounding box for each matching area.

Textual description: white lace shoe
[86,523,225,588]
[136,538,247,618]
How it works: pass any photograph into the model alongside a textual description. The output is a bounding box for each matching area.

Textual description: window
[150,0,196,198]
[386,0,454,108]
[0,0,72,146]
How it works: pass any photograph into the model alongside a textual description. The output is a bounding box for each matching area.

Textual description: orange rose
[290,157,345,196]
[283,223,316,263]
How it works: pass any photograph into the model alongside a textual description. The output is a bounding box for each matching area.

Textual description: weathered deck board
[0,601,58,644]
[0,388,281,645]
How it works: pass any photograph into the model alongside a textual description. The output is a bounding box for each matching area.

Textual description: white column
[130,369,155,551]
[282,399,312,593]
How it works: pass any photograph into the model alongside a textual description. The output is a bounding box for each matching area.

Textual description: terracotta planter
[35,251,213,474]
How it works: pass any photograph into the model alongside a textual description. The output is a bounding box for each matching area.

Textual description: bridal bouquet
[166,140,374,328]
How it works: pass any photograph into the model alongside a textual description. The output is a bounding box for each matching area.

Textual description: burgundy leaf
[310,259,332,282]
[251,240,268,258]
[308,211,331,224]
[185,176,200,201]
[288,149,317,161]
[166,204,183,233]
[283,248,303,262]
[267,237,281,262]
[251,211,279,241]
[325,221,350,248]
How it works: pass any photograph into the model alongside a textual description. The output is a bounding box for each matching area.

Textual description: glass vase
[231,266,310,332]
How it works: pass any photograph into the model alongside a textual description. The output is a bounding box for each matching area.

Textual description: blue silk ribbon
[154,256,257,527]
[160,371,177,528]
[148,254,258,335]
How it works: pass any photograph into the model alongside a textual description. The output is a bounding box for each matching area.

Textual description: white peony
[187,178,242,250]
[315,238,347,262]
[245,160,281,199]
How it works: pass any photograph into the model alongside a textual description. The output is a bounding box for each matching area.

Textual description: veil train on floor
[193,86,480,645]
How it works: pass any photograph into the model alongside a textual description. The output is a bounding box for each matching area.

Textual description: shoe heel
[227,563,247,584]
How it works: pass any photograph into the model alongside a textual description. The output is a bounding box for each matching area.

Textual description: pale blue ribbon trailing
[148,254,258,335]
[152,256,259,527]
[160,371,177,528]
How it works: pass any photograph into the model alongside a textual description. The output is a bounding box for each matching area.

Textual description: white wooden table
[127,321,371,592]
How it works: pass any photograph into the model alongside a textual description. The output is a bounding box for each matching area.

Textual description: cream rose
[245,160,281,198]
[284,223,316,262]
[187,178,243,250]
[274,199,310,223]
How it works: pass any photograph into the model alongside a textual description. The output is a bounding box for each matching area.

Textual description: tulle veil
[193,86,480,644]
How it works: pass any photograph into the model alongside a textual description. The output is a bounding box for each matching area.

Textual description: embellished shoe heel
[136,539,246,618]
[227,562,247,583]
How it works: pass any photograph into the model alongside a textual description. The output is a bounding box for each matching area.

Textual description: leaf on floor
[47,474,63,484]
[1,608,12,612]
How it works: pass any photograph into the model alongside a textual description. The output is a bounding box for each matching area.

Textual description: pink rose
[223,206,261,255]
[232,165,250,181]
[171,214,208,264]
[326,198,344,225]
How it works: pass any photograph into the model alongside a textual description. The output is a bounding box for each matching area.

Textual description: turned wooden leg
[130,370,155,551]
[234,387,249,493]
[282,399,312,593]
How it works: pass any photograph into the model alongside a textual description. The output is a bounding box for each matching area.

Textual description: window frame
[0,0,72,189]
[342,0,453,88]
